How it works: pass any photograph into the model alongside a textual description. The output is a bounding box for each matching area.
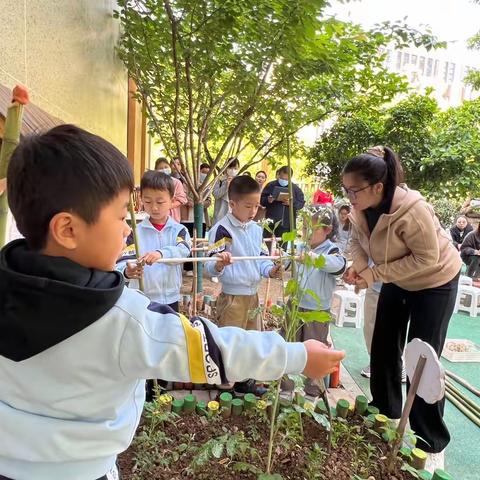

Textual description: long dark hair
[343,146,403,206]
[339,204,351,231]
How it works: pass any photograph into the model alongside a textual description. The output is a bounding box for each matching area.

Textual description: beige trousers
[216,292,261,330]
[363,287,380,355]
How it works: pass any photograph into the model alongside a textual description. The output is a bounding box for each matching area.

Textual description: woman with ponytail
[341,146,461,470]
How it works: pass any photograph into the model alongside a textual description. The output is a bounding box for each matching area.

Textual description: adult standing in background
[450,215,473,251]
[460,224,480,279]
[342,145,461,471]
[154,157,187,223]
[212,157,239,225]
[336,204,351,255]
[254,170,268,221]
[260,166,305,239]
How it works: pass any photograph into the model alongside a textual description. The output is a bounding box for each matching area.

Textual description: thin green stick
[128,196,145,291]
[445,381,480,416]
[446,370,480,397]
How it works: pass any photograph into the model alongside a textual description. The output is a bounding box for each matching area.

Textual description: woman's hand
[355,276,368,290]
[343,267,358,284]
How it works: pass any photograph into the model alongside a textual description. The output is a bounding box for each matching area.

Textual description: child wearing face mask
[154,157,187,222]
[212,157,240,224]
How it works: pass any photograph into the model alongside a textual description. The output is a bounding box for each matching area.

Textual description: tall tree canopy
[115,0,443,200]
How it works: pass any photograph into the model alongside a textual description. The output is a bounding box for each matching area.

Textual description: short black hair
[311,206,339,240]
[7,124,134,250]
[228,175,260,200]
[277,166,293,176]
[200,163,210,170]
[140,170,175,197]
[227,157,240,169]
[155,157,169,170]
[256,170,267,177]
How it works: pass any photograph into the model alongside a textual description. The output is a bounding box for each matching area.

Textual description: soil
[118,411,412,480]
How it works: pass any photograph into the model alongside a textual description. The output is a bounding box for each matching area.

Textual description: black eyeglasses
[341,184,372,200]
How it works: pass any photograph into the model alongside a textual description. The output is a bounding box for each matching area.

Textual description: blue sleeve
[204,224,232,277]
[159,226,191,259]
[319,246,347,275]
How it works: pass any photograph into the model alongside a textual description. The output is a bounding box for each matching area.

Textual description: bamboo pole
[127,196,145,291]
[445,381,480,416]
[286,136,296,278]
[445,391,480,428]
[192,227,198,316]
[152,255,299,264]
[0,86,28,248]
[262,234,277,323]
[445,370,480,397]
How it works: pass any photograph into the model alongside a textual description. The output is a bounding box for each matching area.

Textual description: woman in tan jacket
[342,146,461,469]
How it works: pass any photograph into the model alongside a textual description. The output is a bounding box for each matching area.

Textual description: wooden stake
[262,234,276,324]
[152,254,298,264]
[192,227,198,316]
[389,355,427,472]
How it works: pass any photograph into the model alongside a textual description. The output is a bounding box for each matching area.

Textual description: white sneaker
[211,276,219,283]
[361,364,371,378]
[185,270,194,277]
[425,450,445,473]
[401,364,407,383]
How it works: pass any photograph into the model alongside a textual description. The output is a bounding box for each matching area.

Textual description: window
[411,55,418,65]
[396,51,402,70]
[434,60,439,77]
[403,53,410,65]
[419,56,426,75]
[426,58,433,77]
[448,63,456,83]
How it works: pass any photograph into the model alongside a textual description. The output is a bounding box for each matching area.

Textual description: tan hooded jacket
[350,185,461,291]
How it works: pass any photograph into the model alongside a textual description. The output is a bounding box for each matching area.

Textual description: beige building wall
[0,0,128,152]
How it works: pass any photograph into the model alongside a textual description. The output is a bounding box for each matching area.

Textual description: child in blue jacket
[117,170,190,312]
[297,205,347,396]
[0,125,344,480]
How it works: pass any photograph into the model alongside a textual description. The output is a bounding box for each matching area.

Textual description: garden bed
[118,393,425,480]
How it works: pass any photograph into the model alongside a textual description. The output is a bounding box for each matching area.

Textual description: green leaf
[312,411,330,429]
[285,279,298,296]
[270,305,284,318]
[297,310,331,324]
[304,289,323,308]
[258,474,284,480]
[313,255,326,269]
[211,440,224,459]
[282,231,296,242]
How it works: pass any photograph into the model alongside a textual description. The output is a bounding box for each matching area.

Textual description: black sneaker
[234,379,268,397]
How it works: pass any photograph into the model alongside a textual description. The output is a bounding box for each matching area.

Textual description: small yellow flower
[257,400,268,410]
[158,394,173,405]
[304,401,315,412]
[208,401,220,411]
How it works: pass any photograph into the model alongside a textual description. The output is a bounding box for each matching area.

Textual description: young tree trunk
[193,202,204,293]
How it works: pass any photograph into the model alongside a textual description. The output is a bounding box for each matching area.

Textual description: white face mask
[159,167,171,175]
[199,172,207,182]
[227,168,238,177]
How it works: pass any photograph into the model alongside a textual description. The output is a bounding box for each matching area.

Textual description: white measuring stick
[151,255,298,264]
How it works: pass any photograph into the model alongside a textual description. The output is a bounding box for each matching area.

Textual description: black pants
[370,273,459,453]
[464,254,480,278]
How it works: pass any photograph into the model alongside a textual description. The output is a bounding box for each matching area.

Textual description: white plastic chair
[332,289,364,328]
[459,275,473,286]
[454,284,480,317]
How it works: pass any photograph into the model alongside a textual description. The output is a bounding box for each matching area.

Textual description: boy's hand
[267,195,274,204]
[215,252,233,272]
[302,339,345,379]
[343,267,358,285]
[269,264,283,278]
[125,260,144,279]
[140,251,163,266]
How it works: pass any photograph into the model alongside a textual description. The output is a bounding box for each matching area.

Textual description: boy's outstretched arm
[117,298,344,383]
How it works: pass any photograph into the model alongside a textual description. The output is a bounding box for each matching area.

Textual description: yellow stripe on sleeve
[178,314,207,383]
